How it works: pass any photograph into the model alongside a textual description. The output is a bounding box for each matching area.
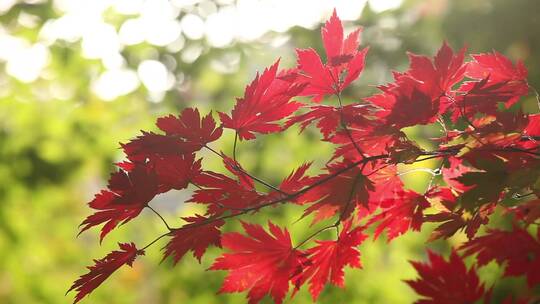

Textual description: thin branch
[335,92,365,158]
[141,231,171,251]
[294,223,339,249]
[233,131,238,161]
[338,173,363,222]
[424,159,444,194]
[147,205,172,231]
[137,145,539,253]
[204,144,290,195]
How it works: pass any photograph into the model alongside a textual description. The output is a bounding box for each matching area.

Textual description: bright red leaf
[402,42,467,111]
[293,9,368,101]
[368,190,430,241]
[300,161,374,223]
[219,60,306,140]
[294,221,367,300]
[210,221,307,304]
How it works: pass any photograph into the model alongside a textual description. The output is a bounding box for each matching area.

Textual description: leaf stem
[204,144,290,195]
[147,205,173,231]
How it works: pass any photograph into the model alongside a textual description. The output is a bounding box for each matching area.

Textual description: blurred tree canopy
[0,0,538,303]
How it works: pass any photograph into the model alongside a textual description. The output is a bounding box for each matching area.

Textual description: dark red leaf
[68,242,144,303]
[405,250,487,304]
[156,107,223,148]
[460,227,540,287]
[191,170,263,216]
[79,165,159,241]
[163,215,224,264]
[121,131,196,162]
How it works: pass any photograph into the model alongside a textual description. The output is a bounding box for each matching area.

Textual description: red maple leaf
[279,163,314,195]
[367,80,439,130]
[466,51,528,85]
[294,221,367,300]
[405,42,467,103]
[508,199,540,225]
[300,161,374,223]
[525,113,540,136]
[219,60,306,140]
[423,187,493,241]
[152,153,202,192]
[210,221,307,304]
[79,165,159,241]
[285,103,376,140]
[220,154,255,189]
[460,227,540,287]
[293,9,368,101]
[68,242,144,303]
[156,107,223,148]
[121,131,195,162]
[162,215,224,264]
[405,250,487,304]
[368,190,430,241]
[441,157,474,192]
[450,52,529,121]
[190,157,264,215]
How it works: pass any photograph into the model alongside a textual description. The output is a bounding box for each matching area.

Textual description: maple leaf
[221,154,255,190]
[285,103,376,140]
[300,161,374,223]
[156,107,223,148]
[210,221,307,304]
[423,188,494,241]
[279,163,314,194]
[453,77,527,121]
[331,130,400,161]
[368,190,430,241]
[405,41,467,106]
[79,165,159,241]
[525,113,540,137]
[441,157,474,192]
[219,60,306,140]
[190,157,264,215]
[191,170,264,216]
[405,250,487,304]
[466,51,528,85]
[121,131,196,162]
[68,242,144,303]
[460,227,540,287]
[152,153,202,192]
[451,52,529,121]
[163,215,224,264]
[455,157,508,209]
[364,164,404,208]
[367,81,439,130]
[293,9,368,101]
[294,221,367,300]
[508,199,540,225]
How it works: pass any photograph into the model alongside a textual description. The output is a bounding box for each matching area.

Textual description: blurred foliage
[1,0,539,303]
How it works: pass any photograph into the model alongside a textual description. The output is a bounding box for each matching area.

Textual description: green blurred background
[1,0,539,303]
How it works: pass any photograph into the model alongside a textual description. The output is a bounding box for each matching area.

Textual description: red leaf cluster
[71,8,540,304]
